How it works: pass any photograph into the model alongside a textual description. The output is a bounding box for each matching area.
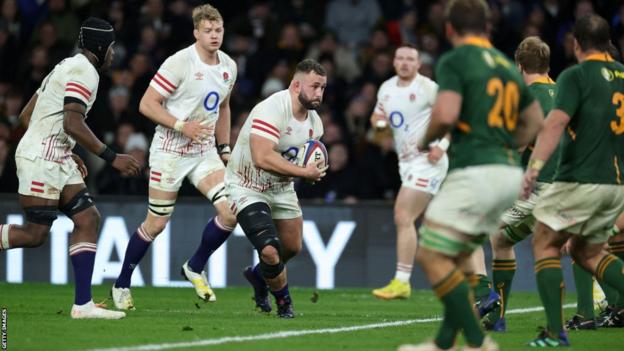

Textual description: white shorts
[399,155,448,195]
[227,183,302,220]
[501,182,549,226]
[148,149,224,192]
[534,182,624,244]
[16,156,83,200]
[425,165,523,236]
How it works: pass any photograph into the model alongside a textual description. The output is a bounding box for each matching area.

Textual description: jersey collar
[584,53,614,62]
[461,36,492,49]
[531,76,555,85]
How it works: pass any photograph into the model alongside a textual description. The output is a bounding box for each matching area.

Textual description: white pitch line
[85,303,576,351]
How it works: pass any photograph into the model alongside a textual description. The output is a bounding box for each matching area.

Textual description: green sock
[610,243,624,308]
[434,270,484,347]
[468,273,491,300]
[491,259,516,320]
[434,306,459,349]
[596,254,624,307]
[598,278,619,306]
[572,262,594,319]
[535,257,565,334]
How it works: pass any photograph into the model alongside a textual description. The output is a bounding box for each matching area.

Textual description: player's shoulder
[163,44,194,67]
[556,64,583,84]
[379,76,398,90]
[255,89,289,112]
[416,73,437,89]
[62,53,99,82]
[217,50,237,69]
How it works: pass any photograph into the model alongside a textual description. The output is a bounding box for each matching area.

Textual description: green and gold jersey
[520,77,560,182]
[554,53,624,185]
[435,37,535,171]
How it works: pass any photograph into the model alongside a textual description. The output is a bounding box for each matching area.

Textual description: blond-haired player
[111,4,237,309]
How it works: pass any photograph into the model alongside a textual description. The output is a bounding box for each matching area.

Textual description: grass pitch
[1,283,623,350]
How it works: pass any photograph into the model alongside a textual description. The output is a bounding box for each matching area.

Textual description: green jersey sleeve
[435,54,463,94]
[519,81,535,112]
[554,68,581,118]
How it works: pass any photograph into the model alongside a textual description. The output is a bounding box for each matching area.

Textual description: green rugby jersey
[435,37,534,171]
[554,53,624,185]
[521,77,560,182]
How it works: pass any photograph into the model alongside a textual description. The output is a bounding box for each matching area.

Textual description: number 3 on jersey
[611,92,624,135]
[486,78,519,131]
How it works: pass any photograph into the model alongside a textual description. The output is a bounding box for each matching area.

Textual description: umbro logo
[195,72,204,80]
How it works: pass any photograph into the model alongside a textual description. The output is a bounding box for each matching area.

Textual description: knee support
[259,260,285,279]
[237,202,284,278]
[148,198,175,217]
[24,206,58,226]
[207,182,228,205]
[59,188,95,218]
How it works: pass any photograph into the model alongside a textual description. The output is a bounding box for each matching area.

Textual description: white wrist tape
[173,120,185,132]
[437,138,450,151]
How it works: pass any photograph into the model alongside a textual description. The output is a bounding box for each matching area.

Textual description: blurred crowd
[0,0,623,202]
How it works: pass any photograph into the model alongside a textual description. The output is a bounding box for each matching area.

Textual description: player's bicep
[250,133,278,165]
[544,109,571,131]
[431,91,462,126]
[62,102,87,133]
[518,100,544,134]
[142,86,167,105]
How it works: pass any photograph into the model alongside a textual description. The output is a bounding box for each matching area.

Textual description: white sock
[0,224,10,250]
[395,263,412,283]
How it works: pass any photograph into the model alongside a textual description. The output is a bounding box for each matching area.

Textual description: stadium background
[0,0,618,289]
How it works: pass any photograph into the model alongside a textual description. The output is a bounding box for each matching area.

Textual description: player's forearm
[215,105,231,145]
[422,119,452,148]
[139,97,179,130]
[19,93,38,128]
[252,151,305,178]
[63,113,106,156]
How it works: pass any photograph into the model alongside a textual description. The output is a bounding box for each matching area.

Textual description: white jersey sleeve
[150,53,186,98]
[64,70,98,106]
[425,78,439,106]
[373,81,389,116]
[249,99,285,144]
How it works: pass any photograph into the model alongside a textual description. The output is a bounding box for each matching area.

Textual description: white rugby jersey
[226,90,324,192]
[374,74,438,162]
[149,44,237,156]
[16,53,99,163]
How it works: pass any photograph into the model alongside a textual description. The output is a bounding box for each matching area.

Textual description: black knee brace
[24,206,58,226]
[59,188,95,218]
[259,260,285,279]
[237,202,285,278]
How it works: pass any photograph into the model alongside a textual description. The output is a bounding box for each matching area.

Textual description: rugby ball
[297,140,329,168]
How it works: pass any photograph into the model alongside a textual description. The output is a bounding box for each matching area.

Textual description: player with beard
[226,59,328,318]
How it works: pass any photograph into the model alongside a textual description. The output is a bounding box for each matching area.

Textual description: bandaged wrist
[437,138,450,151]
[528,159,545,171]
[173,120,185,132]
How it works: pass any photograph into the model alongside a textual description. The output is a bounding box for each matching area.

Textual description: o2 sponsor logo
[204,91,220,111]
[389,111,404,128]
[281,146,299,163]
